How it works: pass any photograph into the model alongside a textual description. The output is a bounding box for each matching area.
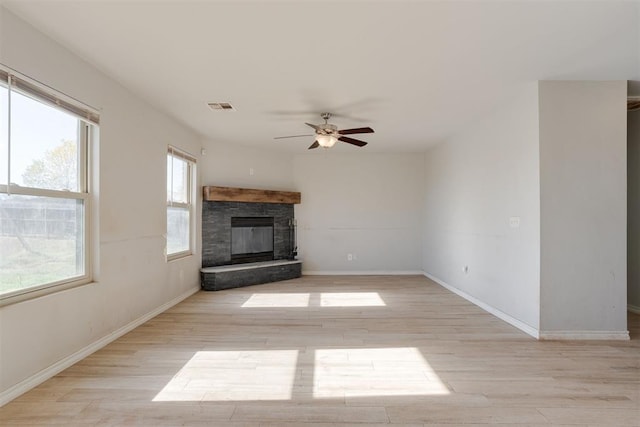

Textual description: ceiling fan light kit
[275,112,374,150]
[316,134,338,148]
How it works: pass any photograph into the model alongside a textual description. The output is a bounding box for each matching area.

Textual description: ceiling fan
[274,112,374,149]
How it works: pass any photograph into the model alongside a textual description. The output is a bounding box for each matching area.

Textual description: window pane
[167,207,190,255]
[0,194,85,296]
[170,155,189,204]
[0,84,7,186]
[10,90,80,191]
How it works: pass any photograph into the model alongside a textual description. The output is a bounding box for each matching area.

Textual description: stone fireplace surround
[200,186,302,291]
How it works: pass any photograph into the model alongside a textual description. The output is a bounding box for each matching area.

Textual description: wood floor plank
[231,404,389,423]
[0,275,638,425]
[385,405,549,424]
[537,406,640,425]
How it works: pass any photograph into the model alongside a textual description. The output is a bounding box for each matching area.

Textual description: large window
[167,147,195,260]
[0,69,97,304]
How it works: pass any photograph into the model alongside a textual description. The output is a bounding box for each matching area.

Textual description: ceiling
[3,1,639,153]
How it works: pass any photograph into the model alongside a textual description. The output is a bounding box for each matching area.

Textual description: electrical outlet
[249,167,254,176]
[509,216,520,228]
[347,254,353,261]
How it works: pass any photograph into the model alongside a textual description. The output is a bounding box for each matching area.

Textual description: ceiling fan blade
[338,127,374,135]
[274,134,314,140]
[338,136,368,147]
[305,122,322,131]
[308,141,320,149]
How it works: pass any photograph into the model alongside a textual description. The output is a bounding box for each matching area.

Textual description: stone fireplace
[202,201,294,267]
[200,186,302,290]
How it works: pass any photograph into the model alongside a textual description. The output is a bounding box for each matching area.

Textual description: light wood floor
[1,275,638,426]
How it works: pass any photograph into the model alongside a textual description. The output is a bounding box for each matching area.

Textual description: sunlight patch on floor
[320,292,386,307]
[313,347,450,398]
[153,350,299,401]
[241,293,310,307]
[240,292,386,308]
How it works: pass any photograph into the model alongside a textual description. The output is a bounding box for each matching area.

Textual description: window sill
[166,251,193,262]
[0,277,94,308]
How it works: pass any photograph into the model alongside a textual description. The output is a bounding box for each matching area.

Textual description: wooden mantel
[203,186,301,204]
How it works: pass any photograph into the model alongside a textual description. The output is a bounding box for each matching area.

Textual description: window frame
[0,67,97,306]
[166,146,196,261]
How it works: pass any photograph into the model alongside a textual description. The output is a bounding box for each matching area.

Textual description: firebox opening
[230,217,274,264]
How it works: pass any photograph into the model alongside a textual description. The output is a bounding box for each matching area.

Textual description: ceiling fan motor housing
[319,123,338,135]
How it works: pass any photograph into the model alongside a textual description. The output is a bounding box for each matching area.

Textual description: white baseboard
[0,286,200,407]
[539,331,630,340]
[628,304,640,314]
[423,272,540,339]
[303,270,424,276]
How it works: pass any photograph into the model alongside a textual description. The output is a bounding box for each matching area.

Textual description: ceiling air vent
[208,102,235,111]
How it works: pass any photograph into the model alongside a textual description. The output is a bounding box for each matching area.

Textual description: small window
[167,147,195,260]
[0,68,97,305]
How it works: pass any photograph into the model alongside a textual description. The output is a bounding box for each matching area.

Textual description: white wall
[422,83,541,332]
[628,110,640,311]
[0,9,202,401]
[200,140,295,191]
[539,81,628,335]
[293,153,424,273]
